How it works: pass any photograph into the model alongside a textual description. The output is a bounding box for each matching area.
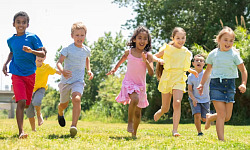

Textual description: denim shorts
[210,78,236,103]
[188,98,210,118]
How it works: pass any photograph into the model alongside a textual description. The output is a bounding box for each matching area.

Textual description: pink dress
[116,49,149,108]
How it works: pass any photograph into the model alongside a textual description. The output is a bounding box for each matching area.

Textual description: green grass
[0,119,249,150]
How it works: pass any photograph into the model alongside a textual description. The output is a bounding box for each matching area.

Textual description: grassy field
[0,119,249,150]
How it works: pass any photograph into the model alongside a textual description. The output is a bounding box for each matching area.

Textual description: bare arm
[55,69,61,75]
[197,64,212,95]
[188,68,198,78]
[188,84,198,107]
[86,57,94,80]
[56,54,72,79]
[152,50,164,64]
[237,63,248,93]
[142,52,154,76]
[23,46,45,58]
[106,50,129,75]
[2,52,13,76]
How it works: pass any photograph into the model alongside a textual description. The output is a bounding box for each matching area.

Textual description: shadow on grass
[0,134,19,140]
[47,134,71,139]
[109,136,137,141]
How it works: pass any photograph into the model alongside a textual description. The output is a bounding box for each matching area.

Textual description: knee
[161,106,170,113]
[225,115,232,122]
[194,114,201,120]
[173,100,181,110]
[217,112,226,120]
[72,92,81,103]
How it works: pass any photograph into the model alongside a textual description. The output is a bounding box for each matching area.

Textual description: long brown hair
[156,27,186,80]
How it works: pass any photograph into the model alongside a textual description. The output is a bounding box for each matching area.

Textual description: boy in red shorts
[2,11,45,138]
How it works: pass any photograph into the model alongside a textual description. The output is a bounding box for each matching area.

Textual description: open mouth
[197,64,201,67]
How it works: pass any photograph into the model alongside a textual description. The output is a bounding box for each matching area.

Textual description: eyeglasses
[194,59,205,63]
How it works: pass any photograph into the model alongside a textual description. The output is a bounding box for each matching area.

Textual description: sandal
[19,133,28,139]
[172,132,181,137]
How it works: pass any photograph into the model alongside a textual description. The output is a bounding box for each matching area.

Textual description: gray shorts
[58,82,84,103]
[26,88,45,118]
[188,98,210,119]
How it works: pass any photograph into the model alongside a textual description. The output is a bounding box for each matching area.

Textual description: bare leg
[58,101,69,116]
[16,99,28,138]
[28,117,36,131]
[154,93,172,121]
[194,113,202,133]
[35,106,43,126]
[213,101,227,141]
[127,92,139,133]
[71,92,81,127]
[132,107,142,138]
[172,89,183,136]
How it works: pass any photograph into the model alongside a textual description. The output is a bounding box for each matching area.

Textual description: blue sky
[0,0,134,90]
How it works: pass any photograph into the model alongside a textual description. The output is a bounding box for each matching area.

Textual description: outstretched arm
[197,64,212,95]
[23,46,45,58]
[106,50,129,75]
[188,68,198,78]
[237,63,247,93]
[2,52,13,76]
[152,50,164,65]
[86,57,94,80]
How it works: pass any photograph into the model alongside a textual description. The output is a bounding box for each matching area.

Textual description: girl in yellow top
[153,27,198,136]
[26,47,61,131]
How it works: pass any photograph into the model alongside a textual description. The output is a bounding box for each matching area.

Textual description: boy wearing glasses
[187,54,210,136]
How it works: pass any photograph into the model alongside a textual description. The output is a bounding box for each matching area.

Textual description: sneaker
[58,114,65,127]
[198,132,204,136]
[70,126,77,138]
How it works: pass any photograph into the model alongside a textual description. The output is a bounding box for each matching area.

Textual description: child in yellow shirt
[26,47,61,131]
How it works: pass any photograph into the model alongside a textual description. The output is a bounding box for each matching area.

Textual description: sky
[0,0,135,90]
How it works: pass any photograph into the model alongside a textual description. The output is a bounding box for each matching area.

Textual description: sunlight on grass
[0,119,249,149]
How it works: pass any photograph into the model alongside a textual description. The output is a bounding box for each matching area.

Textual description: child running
[57,22,94,138]
[106,26,154,138]
[187,54,210,136]
[197,26,248,141]
[26,47,61,131]
[2,11,45,138]
[153,27,198,136]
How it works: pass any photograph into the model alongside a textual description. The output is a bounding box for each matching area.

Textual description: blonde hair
[71,22,87,35]
[214,26,235,46]
[156,27,186,80]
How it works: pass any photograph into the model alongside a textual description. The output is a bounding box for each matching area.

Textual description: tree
[113,0,250,50]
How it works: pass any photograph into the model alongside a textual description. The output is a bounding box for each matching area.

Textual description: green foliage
[113,0,250,49]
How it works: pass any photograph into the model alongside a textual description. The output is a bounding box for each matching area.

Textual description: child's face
[133,31,149,51]
[218,33,234,51]
[13,16,29,35]
[173,32,186,49]
[71,29,86,48]
[36,56,46,66]
[192,56,205,70]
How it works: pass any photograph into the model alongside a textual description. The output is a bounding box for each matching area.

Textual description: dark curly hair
[13,11,30,23]
[127,25,152,52]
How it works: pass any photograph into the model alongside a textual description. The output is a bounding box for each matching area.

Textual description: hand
[141,52,147,62]
[238,84,246,93]
[193,99,198,107]
[87,70,94,80]
[157,58,165,65]
[197,84,204,96]
[23,46,33,53]
[106,68,117,75]
[2,65,8,76]
[62,70,72,79]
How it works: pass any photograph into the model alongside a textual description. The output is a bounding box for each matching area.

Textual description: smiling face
[36,55,46,67]
[133,31,149,51]
[172,31,186,49]
[13,16,29,36]
[71,29,86,48]
[218,33,235,51]
[192,56,205,71]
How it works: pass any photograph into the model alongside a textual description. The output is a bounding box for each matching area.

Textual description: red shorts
[11,73,35,105]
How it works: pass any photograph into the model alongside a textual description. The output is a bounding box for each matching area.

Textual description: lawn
[0,119,249,149]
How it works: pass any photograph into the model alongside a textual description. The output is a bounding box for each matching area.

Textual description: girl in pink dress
[107,26,154,137]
